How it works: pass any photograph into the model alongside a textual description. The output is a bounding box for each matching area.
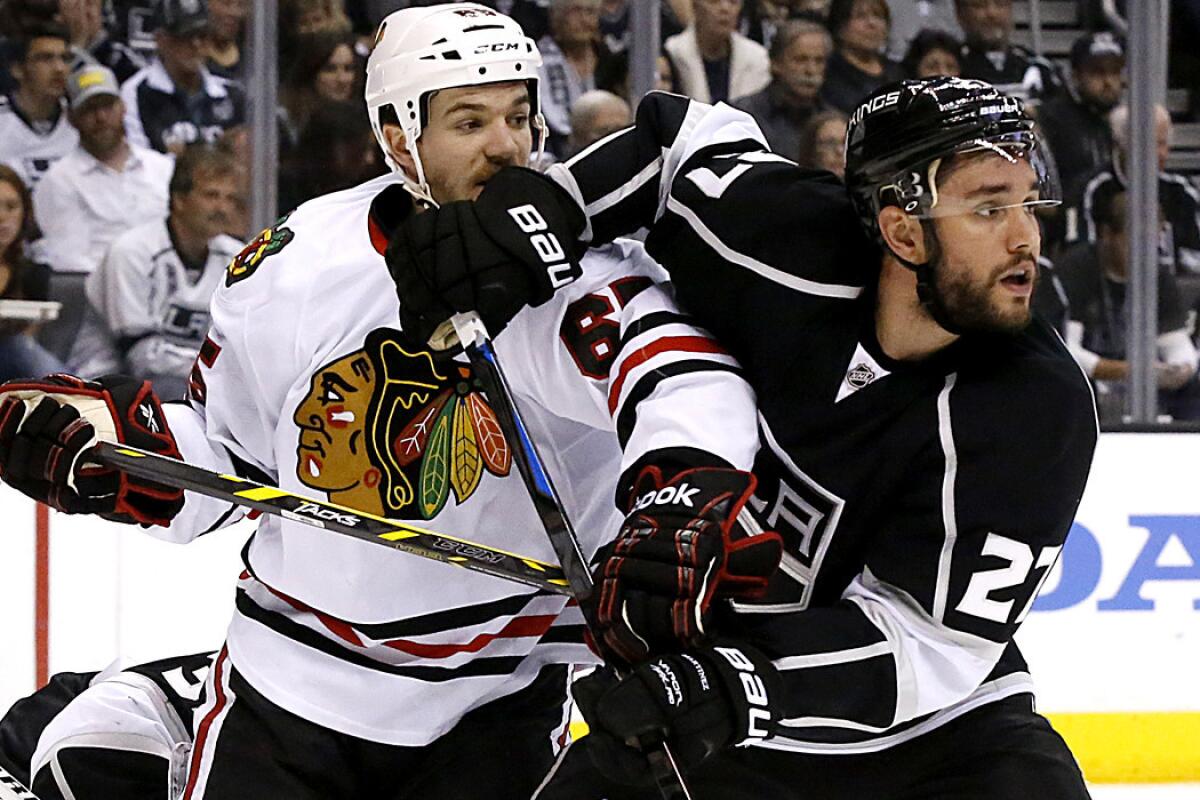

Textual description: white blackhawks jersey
[156,172,759,746]
[85,218,242,381]
[0,95,78,186]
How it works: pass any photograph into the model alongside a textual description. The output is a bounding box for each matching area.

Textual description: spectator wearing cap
[732,20,830,161]
[60,0,146,84]
[120,0,247,154]
[0,22,78,187]
[955,0,1063,105]
[1039,31,1125,214]
[30,63,173,362]
[820,0,904,114]
[87,144,242,398]
[664,0,770,104]
[1073,104,1200,277]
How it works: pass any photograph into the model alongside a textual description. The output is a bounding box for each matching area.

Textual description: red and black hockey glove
[588,466,784,665]
[574,642,781,787]
[385,167,586,344]
[0,374,184,526]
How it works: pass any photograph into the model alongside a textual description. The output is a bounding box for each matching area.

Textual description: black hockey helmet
[844,77,1057,242]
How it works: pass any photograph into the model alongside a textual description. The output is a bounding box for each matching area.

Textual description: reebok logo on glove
[507,204,577,289]
[632,481,702,512]
[714,646,772,742]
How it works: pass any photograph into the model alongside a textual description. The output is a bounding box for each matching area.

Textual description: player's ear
[877,206,927,264]
[382,123,417,181]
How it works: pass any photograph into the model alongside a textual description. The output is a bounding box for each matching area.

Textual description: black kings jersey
[547,92,1099,753]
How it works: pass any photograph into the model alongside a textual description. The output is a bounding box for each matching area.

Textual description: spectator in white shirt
[0,22,78,187]
[88,144,241,398]
[31,63,174,363]
[663,0,770,104]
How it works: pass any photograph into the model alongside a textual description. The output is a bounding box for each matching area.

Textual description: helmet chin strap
[885,221,968,337]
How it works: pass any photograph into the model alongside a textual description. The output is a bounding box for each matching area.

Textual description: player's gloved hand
[385,167,586,344]
[574,643,781,786]
[589,466,784,665]
[0,374,184,526]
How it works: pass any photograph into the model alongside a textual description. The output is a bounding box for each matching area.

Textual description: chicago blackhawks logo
[226,215,294,287]
[293,329,511,519]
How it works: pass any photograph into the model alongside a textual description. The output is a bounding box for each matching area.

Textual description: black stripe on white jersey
[349,591,557,640]
[615,361,745,447]
[234,589,528,682]
[618,311,699,348]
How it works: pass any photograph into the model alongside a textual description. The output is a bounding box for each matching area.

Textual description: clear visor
[889,131,1062,221]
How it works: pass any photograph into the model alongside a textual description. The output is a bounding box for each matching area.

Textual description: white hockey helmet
[364,3,545,205]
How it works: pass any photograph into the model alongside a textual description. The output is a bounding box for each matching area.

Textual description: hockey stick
[90,442,571,596]
[443,312,694,800]
[0,764,38,800]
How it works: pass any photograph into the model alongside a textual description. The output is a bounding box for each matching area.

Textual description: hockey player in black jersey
[386,77,1098,799]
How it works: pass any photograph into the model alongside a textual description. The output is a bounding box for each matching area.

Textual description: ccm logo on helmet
[849,90,901,127]
[632,482,701,512]
[475,42,521,54]
[714,646,772,742]
[507,205,577,289]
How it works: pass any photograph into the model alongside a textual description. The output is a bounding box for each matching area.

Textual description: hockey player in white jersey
[0,5,780,798]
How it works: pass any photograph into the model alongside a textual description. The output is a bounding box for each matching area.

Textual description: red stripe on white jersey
[381,614,559,658]
[183,647,234,800]
[608,335,727,413]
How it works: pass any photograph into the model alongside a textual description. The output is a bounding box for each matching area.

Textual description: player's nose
[1006,207,1039,253]
[482,120,522,162]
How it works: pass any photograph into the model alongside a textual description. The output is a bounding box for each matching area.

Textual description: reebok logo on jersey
[632,482,701,512]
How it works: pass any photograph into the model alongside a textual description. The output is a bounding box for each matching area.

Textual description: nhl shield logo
[845,362,876,390]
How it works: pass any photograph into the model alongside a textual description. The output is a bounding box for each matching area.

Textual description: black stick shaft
[450,313,693,800]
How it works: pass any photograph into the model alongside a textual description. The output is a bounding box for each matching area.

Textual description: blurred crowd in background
[0,0,1198,424]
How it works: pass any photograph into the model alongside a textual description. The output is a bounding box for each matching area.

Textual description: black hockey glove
[575,643,781,787]
[0,375,184,527]
[385,167,586,344]
[589,466,784,665]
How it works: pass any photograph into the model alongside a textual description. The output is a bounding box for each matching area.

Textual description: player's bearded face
[416,82,534,204]
[923,155,1042,335]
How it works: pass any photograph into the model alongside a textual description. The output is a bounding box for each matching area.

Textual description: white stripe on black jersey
[550,92,1098,753]
[154,174,757,746]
